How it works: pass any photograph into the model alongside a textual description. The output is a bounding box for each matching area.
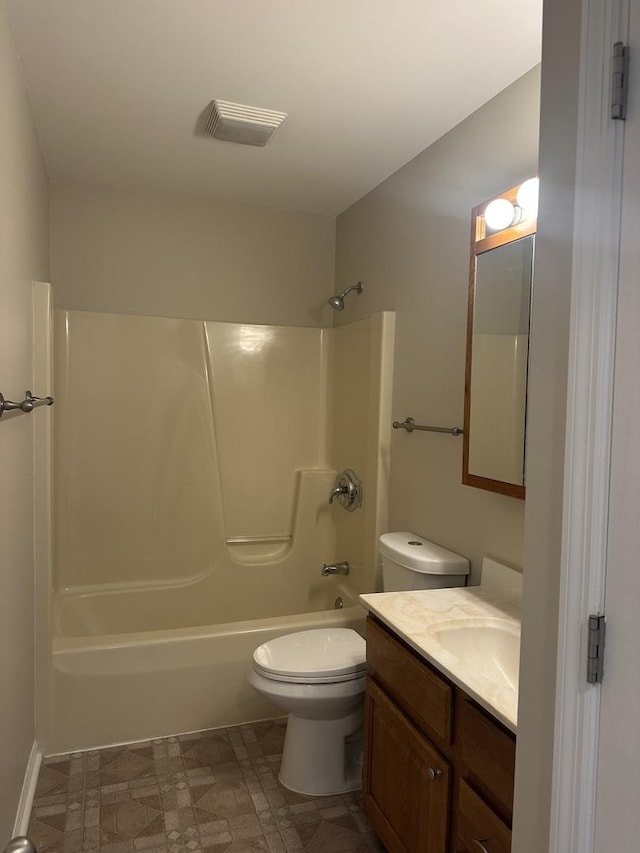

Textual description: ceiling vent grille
[202,100,287,147]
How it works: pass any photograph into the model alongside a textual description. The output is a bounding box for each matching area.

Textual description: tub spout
[321,561,350,576]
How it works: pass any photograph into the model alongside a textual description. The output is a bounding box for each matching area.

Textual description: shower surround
[44,309,394,753]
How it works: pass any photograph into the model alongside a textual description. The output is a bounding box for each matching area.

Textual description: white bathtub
[49,591,366,755]
[47,470,370,754]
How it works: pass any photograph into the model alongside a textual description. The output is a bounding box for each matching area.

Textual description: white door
[593,4,640,846]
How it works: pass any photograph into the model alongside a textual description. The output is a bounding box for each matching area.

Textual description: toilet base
[279,709,364,796]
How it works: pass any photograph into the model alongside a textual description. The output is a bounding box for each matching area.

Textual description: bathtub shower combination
[44,308,395,753]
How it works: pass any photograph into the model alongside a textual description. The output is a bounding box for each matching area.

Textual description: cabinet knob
[473,840,491,853]
[426,767,442,782]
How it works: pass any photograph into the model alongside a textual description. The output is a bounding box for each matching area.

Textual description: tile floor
[28,719,385,853]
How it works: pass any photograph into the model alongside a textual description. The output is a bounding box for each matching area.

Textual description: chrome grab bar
[393,416,463,437]
[0,390,54,419]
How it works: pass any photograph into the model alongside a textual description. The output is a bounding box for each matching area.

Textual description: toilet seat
[252,628,366,684]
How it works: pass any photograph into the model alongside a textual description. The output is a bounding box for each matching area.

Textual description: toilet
[248,532,470,796]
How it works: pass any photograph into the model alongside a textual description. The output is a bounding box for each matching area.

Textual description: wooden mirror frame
[462,181,537,500]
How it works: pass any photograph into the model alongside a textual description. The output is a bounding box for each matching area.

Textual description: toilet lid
[252,628,366,682]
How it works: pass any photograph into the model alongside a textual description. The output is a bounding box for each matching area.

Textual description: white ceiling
[8,1,543,216]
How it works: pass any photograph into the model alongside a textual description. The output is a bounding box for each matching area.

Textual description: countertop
[359,567,521,733]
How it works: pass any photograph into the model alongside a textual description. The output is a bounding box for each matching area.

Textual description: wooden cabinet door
[363,678,451,853]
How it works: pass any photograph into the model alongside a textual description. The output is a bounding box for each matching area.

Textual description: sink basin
[432,620,520,693]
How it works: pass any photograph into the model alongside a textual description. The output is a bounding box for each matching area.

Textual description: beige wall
[335,68,540,580]
[50,182,335,327]
[0,0,49,838]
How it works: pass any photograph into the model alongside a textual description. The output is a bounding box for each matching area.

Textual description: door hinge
[611,42,629,120]
[587,614,606,684]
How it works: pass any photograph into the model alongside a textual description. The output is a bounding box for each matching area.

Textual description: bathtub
[47,467,371,754]
[49,584,366,755]
[47,469,370,754]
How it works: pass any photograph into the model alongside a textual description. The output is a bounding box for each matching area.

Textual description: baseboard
[12,742,42,836]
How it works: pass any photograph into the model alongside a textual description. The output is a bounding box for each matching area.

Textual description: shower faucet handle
[328,484,348,503]
[328,469,362,512]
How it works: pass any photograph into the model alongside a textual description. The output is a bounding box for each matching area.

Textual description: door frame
[549,0,628,850]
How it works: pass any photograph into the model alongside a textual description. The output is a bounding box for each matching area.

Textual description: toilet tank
[379,532,470,591]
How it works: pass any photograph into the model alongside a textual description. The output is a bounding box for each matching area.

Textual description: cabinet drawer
[457,697,516,816]
[366,616,453,746]
[456,780,511,853]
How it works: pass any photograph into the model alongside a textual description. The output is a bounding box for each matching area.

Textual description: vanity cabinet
[363,616,515,853]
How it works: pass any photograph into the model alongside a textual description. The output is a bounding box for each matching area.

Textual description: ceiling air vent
[202,100,287,147]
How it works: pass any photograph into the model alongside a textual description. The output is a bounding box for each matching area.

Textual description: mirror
[463,180,538,499]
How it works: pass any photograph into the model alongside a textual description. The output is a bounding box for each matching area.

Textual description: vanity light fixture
[517,177,540,218]
[484,197,520,231]
[483,177,540,233]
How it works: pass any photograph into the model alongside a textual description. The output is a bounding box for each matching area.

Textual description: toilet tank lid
[379,532,470,575]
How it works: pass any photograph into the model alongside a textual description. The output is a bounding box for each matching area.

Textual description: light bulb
[484,198,517,231]
[517,177,539,218]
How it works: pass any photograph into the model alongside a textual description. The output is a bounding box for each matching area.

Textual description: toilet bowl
[248,534,470,796]
[248,628,366,796]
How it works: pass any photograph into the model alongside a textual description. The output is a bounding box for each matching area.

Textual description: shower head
[327,282,363,311]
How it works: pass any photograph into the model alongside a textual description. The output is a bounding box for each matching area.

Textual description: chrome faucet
[321,561,350,576]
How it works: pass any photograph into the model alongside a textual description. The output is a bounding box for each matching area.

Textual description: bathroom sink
[432,620,520,693]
